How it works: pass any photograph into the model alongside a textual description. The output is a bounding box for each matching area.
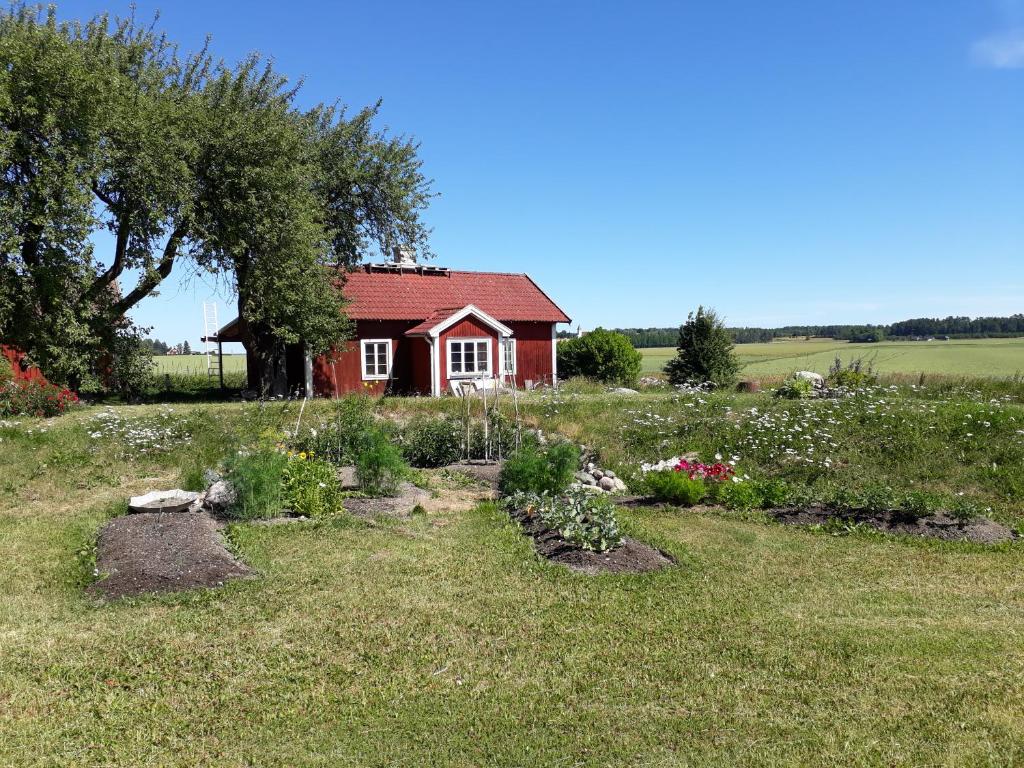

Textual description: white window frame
[501,337,516,375]
[360,338,393,381]
[447,337,492,378]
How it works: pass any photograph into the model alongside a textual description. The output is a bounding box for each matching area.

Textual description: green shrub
[751,478,792,508]
[498,442,579,497]
[400,416,463,467]
[711,479,762,510]
[556,328,643,386]
[355,429,408,496]
[827,356,877,389]
[645,470,707,506]
[224,447,288,519]
[664,306,739,388]
[301,396,377,465]
[282,453,344,518]
[506,489,624,552]
[775,377,815,399]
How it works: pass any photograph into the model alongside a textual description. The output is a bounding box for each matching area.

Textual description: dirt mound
[768,506,1019,544]
[508,508,674,575]
[88,512,254,600]
[342,482,432,518]
[444,461,503,490]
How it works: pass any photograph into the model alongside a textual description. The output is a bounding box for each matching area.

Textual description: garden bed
[507,507,674,575]
[88,511,254,600]
[767,506,1019,544]
[342,482,432,518]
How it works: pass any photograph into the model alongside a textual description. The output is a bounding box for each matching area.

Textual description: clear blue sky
[65,0,1023,348]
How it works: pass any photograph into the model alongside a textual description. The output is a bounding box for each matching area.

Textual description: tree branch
[83,215,130,303]
[112,223,187,316]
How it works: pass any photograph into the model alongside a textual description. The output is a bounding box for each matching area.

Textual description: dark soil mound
[88,512,254,600]
[444,461,503,490]
[768,505,1019,544]
[508,508,674,575]
[343,482,432,518]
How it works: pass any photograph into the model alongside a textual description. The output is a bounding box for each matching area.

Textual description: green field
[152,354,247,375]
[641,337,1024,378]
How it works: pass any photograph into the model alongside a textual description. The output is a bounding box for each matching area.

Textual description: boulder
[608,387,639,395]
[202,468,222,487]
[574,471,598,486]
[203,480,236,512]
[571,483,605,495]
[794,371,824,386]
[592,469,605,480]
[598,476,616,492]
[612,478,628,492]
[604,470,616,479]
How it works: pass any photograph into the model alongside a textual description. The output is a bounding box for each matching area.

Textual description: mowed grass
[2,397,1024,765]
[152,354,247,375]
[641,337,1024,378]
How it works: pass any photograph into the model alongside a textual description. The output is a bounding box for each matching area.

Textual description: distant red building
[212,262,571,397]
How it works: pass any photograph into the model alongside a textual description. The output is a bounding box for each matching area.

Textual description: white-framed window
[501,337,516,374]
[360,339,392,380]
[447,337,491,377]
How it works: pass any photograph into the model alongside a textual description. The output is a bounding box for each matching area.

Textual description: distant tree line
[605,315,1024,347]
[140,339,195,355]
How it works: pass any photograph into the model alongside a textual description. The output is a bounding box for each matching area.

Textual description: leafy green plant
[282,453,343,518]
[224,447,288,519]
[710,479,761,510]
[644,470,707,506]
[400,416,463,467]
[301,396,377,465]
[506,489,624,552]
[498,442,579,497]
[557,328,643,386]
[827,356,877,389]
[355,429,408,496]
[775,377,814,399]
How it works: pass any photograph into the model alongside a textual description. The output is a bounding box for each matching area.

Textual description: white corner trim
[429,337,440,397]
[446,336,493,379]
[551,324,558,386]
[427,304,513,339]
[360,338,393,381]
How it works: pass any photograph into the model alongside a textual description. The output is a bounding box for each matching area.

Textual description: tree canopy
[664,306,740,388]
[0,4,432,394]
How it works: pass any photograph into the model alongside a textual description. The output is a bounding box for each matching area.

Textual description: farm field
[152,354,247,374]
[2,381,1024,766]
[640,337,1024,378]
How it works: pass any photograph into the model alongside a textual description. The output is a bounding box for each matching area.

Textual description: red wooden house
[211,262,570,397]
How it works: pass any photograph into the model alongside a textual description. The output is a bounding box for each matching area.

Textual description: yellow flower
[287,450,294,457]
[299,451,307,460]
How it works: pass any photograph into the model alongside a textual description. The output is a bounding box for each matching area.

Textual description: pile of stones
[572,462,628,494]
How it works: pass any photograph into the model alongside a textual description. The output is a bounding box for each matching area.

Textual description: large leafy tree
[0,5,432,395]
[556,328,642,386]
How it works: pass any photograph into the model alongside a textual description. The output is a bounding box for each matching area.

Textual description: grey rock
[598,476,616,492]
[202,468,222,487]
[613,478,628,492]
[337,465,358,490]
[608,387,639,395]
[575,471,598,486]
[604,470,616,479]
[592,469,605,480]
[203,480,236,512]
[794,371,824,386]
[571,483,605,494]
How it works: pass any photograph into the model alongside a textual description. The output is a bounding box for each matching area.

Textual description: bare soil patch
[507,507,674,575]
[768,506,1019,544]
[88,512,254,600]
[342,482,432,518]
[443,461,503,491]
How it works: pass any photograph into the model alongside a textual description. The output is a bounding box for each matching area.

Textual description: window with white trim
[501,337,516,374]
[447,338,491,377]
[360,339,392,380]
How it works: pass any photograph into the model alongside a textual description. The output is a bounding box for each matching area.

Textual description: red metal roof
[342,267,571,323]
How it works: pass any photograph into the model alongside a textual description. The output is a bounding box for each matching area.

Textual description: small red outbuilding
[214,263,571,397]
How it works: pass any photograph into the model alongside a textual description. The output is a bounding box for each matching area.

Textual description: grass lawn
[641,337,1024,378]
[2,390,1024,766]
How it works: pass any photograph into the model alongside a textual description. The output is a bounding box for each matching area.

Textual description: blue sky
[64,0,1023,347]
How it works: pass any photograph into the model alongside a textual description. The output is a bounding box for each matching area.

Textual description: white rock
[613,478,628,492]
[203,480,236,512]
[598,476,616,491]
[604,470,616,479]
[794,371,824,385]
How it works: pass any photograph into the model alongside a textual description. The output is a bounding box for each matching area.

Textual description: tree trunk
[242,320,289,398]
